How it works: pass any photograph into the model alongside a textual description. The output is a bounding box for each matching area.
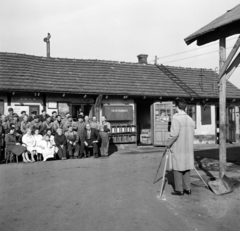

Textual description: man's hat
[31,111,37,115]
[34,115,40,119]
[78,115,84,119]
[52,111,57,114]
[45,114,50,119]
[13,113,18,118]
[8,107,13,112]
[21,111,26,114]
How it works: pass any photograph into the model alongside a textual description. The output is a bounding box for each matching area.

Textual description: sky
[1,0,240,88]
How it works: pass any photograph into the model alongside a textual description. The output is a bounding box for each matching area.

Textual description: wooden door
[29,105,40,115]
[227,107,236,142]
[153,102,173,146]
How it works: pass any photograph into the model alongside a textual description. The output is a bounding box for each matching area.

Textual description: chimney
[43,33,51,58]
[137,54,148,64]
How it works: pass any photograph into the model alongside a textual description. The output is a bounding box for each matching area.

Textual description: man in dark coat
[83,123,100,158]
[39,109,49,122]
[74,115,86,158]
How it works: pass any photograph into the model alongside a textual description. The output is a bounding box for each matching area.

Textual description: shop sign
[103,105,133,121]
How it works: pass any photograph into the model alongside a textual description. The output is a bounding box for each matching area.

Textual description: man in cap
[28,111,37,122]
[6,108,15,124]
[39,109,49,122]
[19,111,27,122]
[65,125,80,159]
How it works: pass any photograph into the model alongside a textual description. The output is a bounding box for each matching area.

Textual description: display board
[103,105,133,121]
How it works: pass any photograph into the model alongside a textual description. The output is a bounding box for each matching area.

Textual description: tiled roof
[185,4,240,45]
[0,52,240,99]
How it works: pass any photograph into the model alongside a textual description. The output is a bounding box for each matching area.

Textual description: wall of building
[1,93,44,116]
[194,105,216,144]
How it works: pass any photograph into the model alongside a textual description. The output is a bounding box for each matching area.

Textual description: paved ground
[0,147,240,231]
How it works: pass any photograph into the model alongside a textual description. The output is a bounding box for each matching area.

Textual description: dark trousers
[99,132,109,156]
[67,143,80,157]
[84,140,98,157]
[79,140,85,157]
[173,170,191,192]
[57,146,67,159]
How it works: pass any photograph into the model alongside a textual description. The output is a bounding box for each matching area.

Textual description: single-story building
[1,52,240,147]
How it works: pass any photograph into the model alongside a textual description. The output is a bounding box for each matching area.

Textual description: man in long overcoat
[167,98,195,196]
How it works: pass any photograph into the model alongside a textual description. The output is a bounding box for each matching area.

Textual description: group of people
[0,108,111,163]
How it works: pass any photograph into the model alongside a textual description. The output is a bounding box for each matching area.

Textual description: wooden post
[219,37,226,178]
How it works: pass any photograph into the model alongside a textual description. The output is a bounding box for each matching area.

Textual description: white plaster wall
[4,94,43,116]
[194,105,216,135]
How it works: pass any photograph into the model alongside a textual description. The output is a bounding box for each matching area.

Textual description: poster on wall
[103,105,133,121]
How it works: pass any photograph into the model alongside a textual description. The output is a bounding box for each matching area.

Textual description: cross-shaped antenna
[199,69,205,91]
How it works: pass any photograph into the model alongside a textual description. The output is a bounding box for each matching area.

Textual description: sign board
[103,105,133,121]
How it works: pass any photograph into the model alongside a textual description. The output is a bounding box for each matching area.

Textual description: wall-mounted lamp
[105,95,108,99]
[62,93,65,97]
[191,98,194,101]
[176,97,179,100]
[143,96,146,99]
[34,93,37,96]
[159,97,162,100]
[123,95,128,99]
[12,92,15,95]
[84,95,87,98]
[205,98,208,101]
[232,99,236,102]
[38,93,40,96]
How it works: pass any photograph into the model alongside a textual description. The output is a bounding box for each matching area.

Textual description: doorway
[227,106,236,143]
[71,104,93,120]
[153,102,173,146]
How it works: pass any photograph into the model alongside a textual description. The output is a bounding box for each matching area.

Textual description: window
[201,105,211,125]
[187,104,196,125]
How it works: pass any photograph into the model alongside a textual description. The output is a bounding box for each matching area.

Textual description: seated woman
[22,128,36,162]
[5,127,31,163]
[54,128,67,160]
[40,134,55,161]
[44,128,58,155]
[34,128,44,161]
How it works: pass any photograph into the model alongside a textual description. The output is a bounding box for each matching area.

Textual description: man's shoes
[184,189,191,195]
[171,191,184,196]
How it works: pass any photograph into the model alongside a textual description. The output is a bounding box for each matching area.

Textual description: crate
[140,134,152,144]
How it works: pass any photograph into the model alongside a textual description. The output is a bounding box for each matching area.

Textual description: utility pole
[219,37,226,178]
